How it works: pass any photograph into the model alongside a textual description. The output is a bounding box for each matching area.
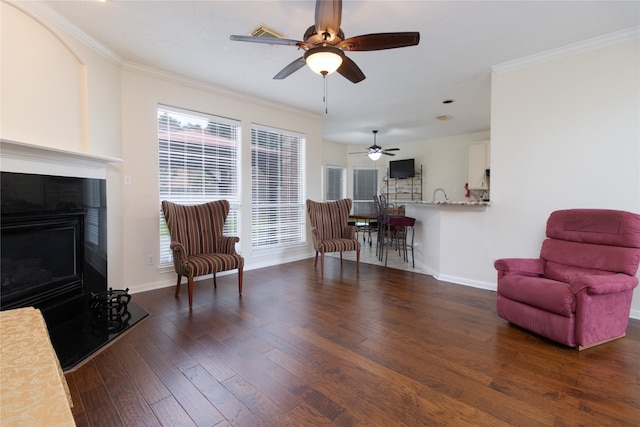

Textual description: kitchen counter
[406,200,492,206]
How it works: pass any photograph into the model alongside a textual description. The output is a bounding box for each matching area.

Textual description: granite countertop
[405,200,492,206]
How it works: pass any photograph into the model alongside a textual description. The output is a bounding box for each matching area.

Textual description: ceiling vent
[436,114,454,121]
[251,25,285,39]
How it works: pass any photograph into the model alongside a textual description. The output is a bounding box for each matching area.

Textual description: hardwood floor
[65,259,640,426]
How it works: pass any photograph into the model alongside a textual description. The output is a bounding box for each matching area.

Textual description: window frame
[250,123,306,254]
[157,104,241,267]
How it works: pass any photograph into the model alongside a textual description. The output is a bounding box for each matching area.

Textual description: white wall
[120,68,323,292]
[1,2,125,287]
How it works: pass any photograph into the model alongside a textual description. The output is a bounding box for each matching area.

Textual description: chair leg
[314,251,319,267]
[238,267,243,295]
[213,272,217,289]
[340,251,343,266]
[175,275,182,297]
[356,249,360,272]
[187,277,194,309]
[320,252,325,275]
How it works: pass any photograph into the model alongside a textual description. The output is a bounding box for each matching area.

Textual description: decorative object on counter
[469,189,490,202]
[494,209,640,350]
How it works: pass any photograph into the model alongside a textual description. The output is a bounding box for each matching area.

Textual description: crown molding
[121,61,321,120]
[5,0,124,66]
[492,25,639,74]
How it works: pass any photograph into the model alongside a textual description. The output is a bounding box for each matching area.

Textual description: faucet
[432,188,449,202]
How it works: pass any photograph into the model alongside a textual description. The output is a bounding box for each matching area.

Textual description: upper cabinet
[468,141,490,190]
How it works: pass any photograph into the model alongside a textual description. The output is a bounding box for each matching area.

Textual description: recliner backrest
[540,209,640,282]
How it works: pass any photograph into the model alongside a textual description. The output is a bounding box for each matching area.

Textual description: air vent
[251,25,285,39]
[436,114,454,121]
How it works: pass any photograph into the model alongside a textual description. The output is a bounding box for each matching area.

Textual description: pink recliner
[494,209,640,350]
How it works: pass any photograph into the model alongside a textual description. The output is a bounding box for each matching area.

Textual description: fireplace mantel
[1,139,122,179]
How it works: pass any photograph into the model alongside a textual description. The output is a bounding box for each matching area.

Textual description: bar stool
[385,215,416,268]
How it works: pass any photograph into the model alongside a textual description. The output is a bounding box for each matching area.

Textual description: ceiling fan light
[368,151,382,161]
[304,46,344,75]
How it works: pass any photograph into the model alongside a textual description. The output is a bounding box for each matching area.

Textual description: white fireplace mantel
[0,139,122,179]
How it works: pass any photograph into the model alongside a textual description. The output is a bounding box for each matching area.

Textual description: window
[158,105,241,266]
[325,165,345,201]
[251,124,305,251]
[352,168,378,215]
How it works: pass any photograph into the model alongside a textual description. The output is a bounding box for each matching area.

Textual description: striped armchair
[306,199,361,274]
[161,200,244,309]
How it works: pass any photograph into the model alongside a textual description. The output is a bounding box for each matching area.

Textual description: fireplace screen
[1,216,84,309]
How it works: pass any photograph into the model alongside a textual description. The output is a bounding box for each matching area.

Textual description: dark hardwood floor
[65,259,640,426]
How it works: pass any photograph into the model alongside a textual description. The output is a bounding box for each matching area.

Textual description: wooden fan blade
[338,32,420,51]
[315,0,342,40]
[383,152,397,156]
[337,56,366,83]
[273,57,306,80]
[230,35,308,48]
[385,148,400,151]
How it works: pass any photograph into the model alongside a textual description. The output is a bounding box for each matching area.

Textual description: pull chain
[322,71,329,114]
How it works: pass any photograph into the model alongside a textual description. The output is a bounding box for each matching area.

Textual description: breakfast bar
[402,200,493,285]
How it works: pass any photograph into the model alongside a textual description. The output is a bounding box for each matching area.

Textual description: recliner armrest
[571,274,639,295]
[494,258,544,276]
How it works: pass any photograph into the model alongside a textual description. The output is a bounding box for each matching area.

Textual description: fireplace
[1,170,147,370]
[1,172,107,310]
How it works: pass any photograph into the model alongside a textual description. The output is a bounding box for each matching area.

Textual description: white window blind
[158,105,241,266]
[251,124,305,251]
[325,165,345,201]
[352,168,378,215]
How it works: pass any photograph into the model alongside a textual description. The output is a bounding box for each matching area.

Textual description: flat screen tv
[389,158,415,179]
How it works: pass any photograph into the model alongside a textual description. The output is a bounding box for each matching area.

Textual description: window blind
[251,124,305,251]
[325,165,345,201]
[158,105,241,266]
[352,168,378,216]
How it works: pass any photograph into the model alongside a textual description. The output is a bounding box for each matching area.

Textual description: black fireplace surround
[1,171,147,370]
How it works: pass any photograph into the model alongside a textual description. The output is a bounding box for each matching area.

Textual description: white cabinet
[468,142,490,190]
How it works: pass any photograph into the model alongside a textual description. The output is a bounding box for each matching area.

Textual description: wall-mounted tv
[389,158,415,179]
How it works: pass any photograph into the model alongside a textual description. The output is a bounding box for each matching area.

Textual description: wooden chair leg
[320,252,325,275]
[175,275,182,297]
[340,251,343,266]
[187,277,194,309]
[238,267,243,296]
[213,273,217,289]
[356,249,360,272]
[314,251,319,267]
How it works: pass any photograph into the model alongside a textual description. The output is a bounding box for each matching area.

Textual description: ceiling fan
[350,130,399,160]
[229,0,420,83]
